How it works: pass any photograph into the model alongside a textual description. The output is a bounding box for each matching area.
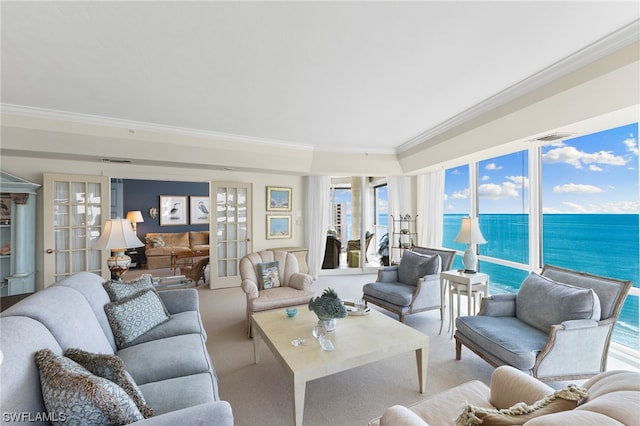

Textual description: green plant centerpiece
[308,287,347,331]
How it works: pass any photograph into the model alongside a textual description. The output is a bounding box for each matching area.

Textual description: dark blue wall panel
[122,179,209,236]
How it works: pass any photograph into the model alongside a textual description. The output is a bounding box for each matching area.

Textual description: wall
[122,179,209,236]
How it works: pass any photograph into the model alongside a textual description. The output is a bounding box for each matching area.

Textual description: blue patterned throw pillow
[103,275,155,301]
[34,349,144,425]
[258,261,280,289]
[64,348,154,418]
[104,288,171,349]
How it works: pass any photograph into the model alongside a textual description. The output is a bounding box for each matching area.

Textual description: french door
[43,173,110,285]
[210,181,252,289]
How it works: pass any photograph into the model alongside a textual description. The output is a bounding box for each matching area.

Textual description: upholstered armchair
[240,250,314,337]
[455,264,632,382]
[362,247,456,322]
[322,235,342,269]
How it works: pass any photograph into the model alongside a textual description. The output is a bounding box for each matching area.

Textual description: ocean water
[444,213,639,350]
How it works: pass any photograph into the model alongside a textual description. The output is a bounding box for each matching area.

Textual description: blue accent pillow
[103,275,155,301]
[258,261,280,290]
[104,288,171,349]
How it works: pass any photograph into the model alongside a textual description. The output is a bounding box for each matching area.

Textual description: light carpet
[193,273,496,426]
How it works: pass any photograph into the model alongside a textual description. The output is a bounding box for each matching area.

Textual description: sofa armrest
[158,288,199,314]
[377,266,399,283]
[379,405,429,426]
[479,293,516,317]
[131,401,233,426]
[489,366,554,409]
[288,272,313,291]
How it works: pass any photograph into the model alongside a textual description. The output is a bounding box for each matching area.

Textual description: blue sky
[445,122,639,214]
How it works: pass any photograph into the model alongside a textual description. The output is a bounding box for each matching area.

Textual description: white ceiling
[1,1,639,154]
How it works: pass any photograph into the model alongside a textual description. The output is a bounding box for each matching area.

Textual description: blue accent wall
[123,179,209,236]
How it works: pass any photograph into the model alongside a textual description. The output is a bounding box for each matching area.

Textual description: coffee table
[251,306,429,426]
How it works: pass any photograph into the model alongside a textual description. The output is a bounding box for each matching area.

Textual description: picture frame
[266,186,292,211]
[266,215,292,239]
[159,195,188,226]
[0,195,11,224]
[190,196,210,224]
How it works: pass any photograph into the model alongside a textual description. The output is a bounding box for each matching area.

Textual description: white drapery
[304,175,331,279]
[417,170,445,248]
[387,176,412,264]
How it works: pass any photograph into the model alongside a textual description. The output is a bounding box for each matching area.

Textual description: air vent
[100,158,132,164]
[529,132,576,142]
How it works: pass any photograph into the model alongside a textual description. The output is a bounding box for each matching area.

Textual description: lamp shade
[94,218,144,250]
[126,210,144,224]
[454,217,487,245]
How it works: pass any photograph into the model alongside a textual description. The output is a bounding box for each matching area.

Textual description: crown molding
[398,19,640,154]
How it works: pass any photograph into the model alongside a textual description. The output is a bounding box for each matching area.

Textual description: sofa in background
[145,231,209,269]
[370,365,640,426]
[0,272,233,425]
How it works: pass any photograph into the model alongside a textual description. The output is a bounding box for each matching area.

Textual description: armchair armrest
[534,320,612,379]
[377,266,399,283]
[410,274,440,309]
[479,294,516,317]
[157,288,199,314]
[132,401,233,426]
[288,272,313,291]
[489,366,554,409]
[241,279,259,296]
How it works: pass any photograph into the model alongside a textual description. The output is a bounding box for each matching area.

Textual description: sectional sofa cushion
[64,348,154,418]
[397,251,441,286]
[516,273,601,333]
[105,288,171,349]
[35,349,144,425]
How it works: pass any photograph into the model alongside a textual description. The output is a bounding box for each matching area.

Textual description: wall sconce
[149,207,159,219]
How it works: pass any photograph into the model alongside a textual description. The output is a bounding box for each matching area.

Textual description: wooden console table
[170,249,209,275]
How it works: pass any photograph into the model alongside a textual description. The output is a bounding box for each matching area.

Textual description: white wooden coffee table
[251,306,429,426]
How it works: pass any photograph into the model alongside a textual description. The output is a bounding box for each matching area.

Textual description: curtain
[387,176,411,264]
[418,170,445,248]
[304,176,331,279]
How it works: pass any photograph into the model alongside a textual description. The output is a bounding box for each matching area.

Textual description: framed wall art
[159,195,188,226]
[190,196,210,224]
[266,186,292,211]
[266,215,291,239]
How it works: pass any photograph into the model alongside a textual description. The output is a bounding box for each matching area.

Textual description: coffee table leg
[252,325,262,364]
[292,376,306,426]
[415,347,428,393]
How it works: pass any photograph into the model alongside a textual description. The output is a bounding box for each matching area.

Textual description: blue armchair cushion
[516,273,601,333]
[397,251,441,286]
[362,282,416,307]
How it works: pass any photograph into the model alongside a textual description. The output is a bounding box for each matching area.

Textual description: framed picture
[266,215,291,239]
[0,196,11,224]
[160,195,188,226]
[190,196,210,224]
[266,186,292,211]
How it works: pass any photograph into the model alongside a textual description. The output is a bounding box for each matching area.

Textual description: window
[443,165,470,270]
[541,123,639,350]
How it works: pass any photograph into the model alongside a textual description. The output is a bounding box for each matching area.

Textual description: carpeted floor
[192,273,497,426]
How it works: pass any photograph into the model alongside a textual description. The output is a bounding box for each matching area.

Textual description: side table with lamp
[93,217,145,281]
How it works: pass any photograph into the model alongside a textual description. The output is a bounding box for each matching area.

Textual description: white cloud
[506,175,529,188]
[485,163,502,171]
[542,144,627,169]
[478,182,519,199]
[561,202,588,213]
[588,164,603,172]
[552,200,640,214]
[481,175,490,181]
[553,183,602,194]
[624,136,639,155]
[451,189,469,199]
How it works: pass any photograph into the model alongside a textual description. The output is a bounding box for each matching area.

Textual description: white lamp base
[462,244,478,274]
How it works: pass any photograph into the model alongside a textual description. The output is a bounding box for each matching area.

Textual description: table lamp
[94,217,144,280]
[126,210,144,235]
[454,217,487,273]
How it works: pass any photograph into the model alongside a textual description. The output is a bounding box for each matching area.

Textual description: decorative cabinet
[0,171,40,297]
[391,214,418,258]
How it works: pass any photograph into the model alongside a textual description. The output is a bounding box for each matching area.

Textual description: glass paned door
[212,181,252,289]
[43,174,110,284]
